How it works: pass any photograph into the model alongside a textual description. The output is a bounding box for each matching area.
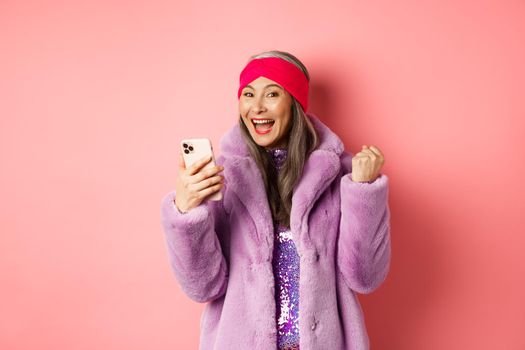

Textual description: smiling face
[239,76,293,149]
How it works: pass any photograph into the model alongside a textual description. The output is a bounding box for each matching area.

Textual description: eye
[267,91,279,97]
[243,92,253,97]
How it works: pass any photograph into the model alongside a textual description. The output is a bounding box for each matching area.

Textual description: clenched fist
[351,145,385,183]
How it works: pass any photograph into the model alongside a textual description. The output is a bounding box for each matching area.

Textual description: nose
[251,94,267,114]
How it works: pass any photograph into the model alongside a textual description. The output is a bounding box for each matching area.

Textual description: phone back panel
[181,138,214,169]
[180,138,222,201]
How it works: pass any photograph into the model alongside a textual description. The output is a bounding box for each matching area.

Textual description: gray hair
[239,50,318,227]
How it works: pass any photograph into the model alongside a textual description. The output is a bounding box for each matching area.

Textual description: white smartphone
[181,138,222,201]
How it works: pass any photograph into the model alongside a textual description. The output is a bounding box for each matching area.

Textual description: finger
[179,153,186,171]
[367,145,384,158]
[354,151,370,158]
[361,148,377,160]
[189,165,224,184]
[352,152,370,160]
[197,182,223,199]
[192,174,223,192]
[187,155,213,176]
[355,145,370,157]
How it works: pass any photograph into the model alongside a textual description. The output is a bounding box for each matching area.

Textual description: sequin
[267,148,300,349]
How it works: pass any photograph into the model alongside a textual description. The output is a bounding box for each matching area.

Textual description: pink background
[1,1,524,349]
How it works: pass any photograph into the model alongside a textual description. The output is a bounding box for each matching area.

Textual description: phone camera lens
[184,149,190,154]
[182,143,188,149]
[188,146,194,151]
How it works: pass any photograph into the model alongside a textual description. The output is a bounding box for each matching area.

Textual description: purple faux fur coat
[160,114,391,350]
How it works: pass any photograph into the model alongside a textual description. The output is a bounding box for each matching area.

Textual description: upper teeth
[253,119,273,124]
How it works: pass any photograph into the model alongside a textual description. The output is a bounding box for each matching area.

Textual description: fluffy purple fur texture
[160,113,391,350]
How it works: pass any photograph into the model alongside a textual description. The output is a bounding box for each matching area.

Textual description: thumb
[178,153,186,171]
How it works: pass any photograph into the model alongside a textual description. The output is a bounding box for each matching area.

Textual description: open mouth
[251,118,275,135]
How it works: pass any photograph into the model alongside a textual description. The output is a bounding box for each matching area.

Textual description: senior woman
[161,50,391,350]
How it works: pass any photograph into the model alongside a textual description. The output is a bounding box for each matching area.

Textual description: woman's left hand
[351,145,385,183]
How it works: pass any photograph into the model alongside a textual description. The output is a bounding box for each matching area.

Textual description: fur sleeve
[160,189,229,303]
[337,151,391,294]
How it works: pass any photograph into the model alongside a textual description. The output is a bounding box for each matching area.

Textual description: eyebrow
[244,84,283,90]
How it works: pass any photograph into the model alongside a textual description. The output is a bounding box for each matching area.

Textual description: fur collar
[219,113,345,254]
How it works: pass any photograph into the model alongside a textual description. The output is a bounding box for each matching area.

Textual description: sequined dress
[268,148,300,350]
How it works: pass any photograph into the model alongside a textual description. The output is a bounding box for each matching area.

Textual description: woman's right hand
[174,153,224,213]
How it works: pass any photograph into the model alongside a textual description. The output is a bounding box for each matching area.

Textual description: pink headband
[237,57,309,112]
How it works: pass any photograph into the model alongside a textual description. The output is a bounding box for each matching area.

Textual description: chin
[251,136,274,148]
[256,137,285,149]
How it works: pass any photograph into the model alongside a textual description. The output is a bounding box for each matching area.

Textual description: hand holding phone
[175,138,224,213]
